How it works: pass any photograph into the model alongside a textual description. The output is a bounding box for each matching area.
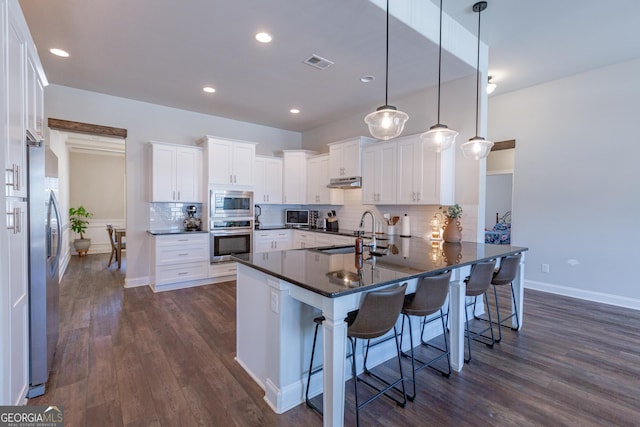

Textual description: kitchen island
[233,238,527,427]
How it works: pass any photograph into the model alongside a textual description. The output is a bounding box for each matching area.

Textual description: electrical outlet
[270,291,279,314]
[541,264,550,273]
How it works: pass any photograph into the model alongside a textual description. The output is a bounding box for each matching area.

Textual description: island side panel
[236,263,270,388]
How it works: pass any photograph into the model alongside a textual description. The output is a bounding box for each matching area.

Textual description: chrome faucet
[359,210,377,251]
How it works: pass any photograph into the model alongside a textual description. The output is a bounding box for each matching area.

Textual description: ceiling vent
[303,54,334,70]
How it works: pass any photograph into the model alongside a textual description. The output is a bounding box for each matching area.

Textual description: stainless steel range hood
[327,176,361,189]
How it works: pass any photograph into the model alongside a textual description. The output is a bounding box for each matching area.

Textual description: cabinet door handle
[267,194,269,202]
[6,164,20,191]
[177,191,181,200]
[234,175,237,183]
[178,253,189,256]
[6,207,20,234]
[178,271,189,276]
[274,241,278,249]
[230,174,233,183]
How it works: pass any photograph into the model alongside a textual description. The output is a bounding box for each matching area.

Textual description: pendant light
[364,0,409,140]
[421,0,458,152]
[461,1,494,160]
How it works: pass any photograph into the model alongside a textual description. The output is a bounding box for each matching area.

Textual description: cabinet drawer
[156,233,208,247]
[156,245,208,264]
[156,261,208,286]
[210,262,237,278]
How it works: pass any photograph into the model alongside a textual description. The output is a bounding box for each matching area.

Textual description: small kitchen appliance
[183,205,202,231]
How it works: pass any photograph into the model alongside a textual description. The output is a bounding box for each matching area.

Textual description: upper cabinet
[5,4,27,198]
[26,51,44,142]
[306,154,343,205]
[362,141,397,205]
[328,136,374,179]
[396,134,455,205]
[4,2,46,199]
[254,156,283,204]
[282,150,315,204]
[200,136,256,187]
[150,142,203,203]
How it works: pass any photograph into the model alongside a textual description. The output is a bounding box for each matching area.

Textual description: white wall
[45,85,302,286]
[489,58,640,308]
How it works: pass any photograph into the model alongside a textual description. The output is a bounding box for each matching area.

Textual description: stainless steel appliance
[210,189,253,218]
[26,137,61,398]
[285,209,310,227]
[210,218,253,262]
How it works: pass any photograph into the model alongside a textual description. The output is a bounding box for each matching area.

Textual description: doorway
[485,144,514,243]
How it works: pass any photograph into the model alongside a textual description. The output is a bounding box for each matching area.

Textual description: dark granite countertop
[233,238,528,298]
[147,229,208,235]
[255,225,375,238]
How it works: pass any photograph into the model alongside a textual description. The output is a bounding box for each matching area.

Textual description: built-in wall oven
[210,189,253,217]
[210,218,253,262]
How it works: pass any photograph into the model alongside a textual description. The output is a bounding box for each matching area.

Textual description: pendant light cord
[436,0,443,124]
[385,0,390,106]
[475,3,482,136]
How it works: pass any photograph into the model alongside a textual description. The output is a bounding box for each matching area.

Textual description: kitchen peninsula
[233,238,527,427]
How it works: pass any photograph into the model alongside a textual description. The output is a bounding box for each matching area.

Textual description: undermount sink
[315,245,356,254]
[315,245,388,256]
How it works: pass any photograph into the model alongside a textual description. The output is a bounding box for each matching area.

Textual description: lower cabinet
[253,229,292,253]
[150,233,209,292]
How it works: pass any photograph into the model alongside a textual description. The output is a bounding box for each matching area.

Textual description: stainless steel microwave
[210,189,253,218]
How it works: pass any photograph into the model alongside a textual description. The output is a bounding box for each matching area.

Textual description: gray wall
[489,58,640,307]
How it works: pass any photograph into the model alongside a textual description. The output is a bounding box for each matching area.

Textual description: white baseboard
[525,280,640,310]
[124,276,149,288]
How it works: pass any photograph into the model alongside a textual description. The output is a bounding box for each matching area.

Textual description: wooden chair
[106,224,125,267]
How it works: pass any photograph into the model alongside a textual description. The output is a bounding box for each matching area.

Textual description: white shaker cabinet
[202,136,256,187]
[396,134,455,205]
[282,150,315,204]
[254,156,283,204]
[150,142,203,203]
[26,51,44,142]
[5,6,27,198]
[253,229,292,253]
[307,154,344,205]
[362,141,397,205]
[328,137,372,179]
[150,233,209,292]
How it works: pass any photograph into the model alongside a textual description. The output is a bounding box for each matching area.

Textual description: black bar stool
[398,271,452,401]
[491,254,522,340]
[463,259,497,363]
[305,283,408,427]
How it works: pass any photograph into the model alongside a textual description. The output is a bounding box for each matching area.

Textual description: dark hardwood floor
[29,254,640,426]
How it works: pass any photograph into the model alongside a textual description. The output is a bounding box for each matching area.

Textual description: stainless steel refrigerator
[26,134,61,398]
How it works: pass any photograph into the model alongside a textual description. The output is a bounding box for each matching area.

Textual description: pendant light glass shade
[461,1,493,160]
[421,124,458,152]
[422,0,458,152]
[365,0,408,140]
[365,105,409,141]
[461,135,493,160]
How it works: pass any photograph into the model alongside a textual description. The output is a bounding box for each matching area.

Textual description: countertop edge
[147,230,208,235]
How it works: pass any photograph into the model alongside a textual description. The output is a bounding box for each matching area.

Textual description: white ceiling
[19,0,640,133]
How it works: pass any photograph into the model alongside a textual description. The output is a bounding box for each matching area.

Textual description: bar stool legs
[399,309,451,400]
[465,292,495,363]
[305,316,325,414]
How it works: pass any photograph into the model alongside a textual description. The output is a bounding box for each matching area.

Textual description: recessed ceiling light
[49,48,69,57]
[360,75,375,83]
[255,32,272,43]
[290,108,300,114]
[203,86,216,93]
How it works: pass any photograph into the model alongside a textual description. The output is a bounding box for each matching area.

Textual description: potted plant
[440,204,463,243]
[69,205,93,256]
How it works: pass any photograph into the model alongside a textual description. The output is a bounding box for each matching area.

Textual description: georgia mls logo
[0,405,64,427]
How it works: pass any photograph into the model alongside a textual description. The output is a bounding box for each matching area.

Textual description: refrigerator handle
[49,192,63,265]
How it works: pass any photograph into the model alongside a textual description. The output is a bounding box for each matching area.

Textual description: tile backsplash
[149,203,203,231]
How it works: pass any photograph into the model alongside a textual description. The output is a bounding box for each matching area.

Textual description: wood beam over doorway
[491,139,515,151]
[48,118,127,139]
